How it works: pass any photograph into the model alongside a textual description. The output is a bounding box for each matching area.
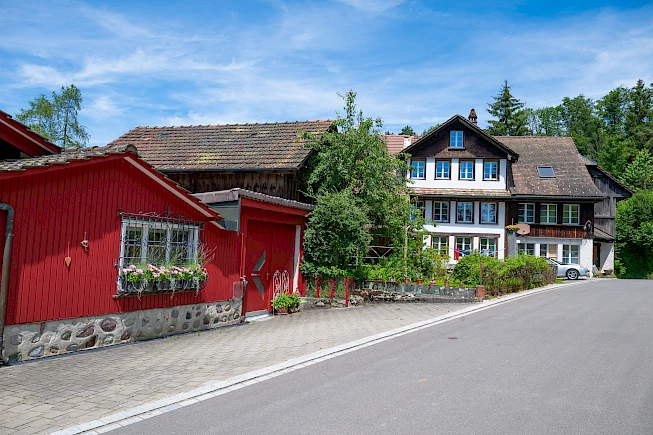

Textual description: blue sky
[2,0,653,146]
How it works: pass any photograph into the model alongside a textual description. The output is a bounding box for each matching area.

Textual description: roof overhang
[0,111,61,156]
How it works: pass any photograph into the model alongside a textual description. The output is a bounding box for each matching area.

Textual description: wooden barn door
[244,231,272,315]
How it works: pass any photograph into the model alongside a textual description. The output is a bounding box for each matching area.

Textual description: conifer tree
[486,80,529,136]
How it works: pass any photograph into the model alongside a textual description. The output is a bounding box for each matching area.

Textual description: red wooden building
[0,109,60,159]
[0,144,244,363]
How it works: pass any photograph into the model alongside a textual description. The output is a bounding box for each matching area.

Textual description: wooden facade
[587,166,632,239]
[0,155,241,325]
[505,202,594,239]
[168,171,306,202]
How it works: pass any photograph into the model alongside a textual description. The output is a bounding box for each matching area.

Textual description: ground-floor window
[479,238,497,257]
[562,244,580,264]
[432,236,449,256]
[455,237,472,257]
[518,243,535,256]
[540,243,558,259]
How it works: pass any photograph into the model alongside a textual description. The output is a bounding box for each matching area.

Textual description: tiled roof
[194,188,314,211]
[108,120,334,172]
[384,135,421,154]
[410,187,511,198]
[496,136,604,199]
[0,144,136,174]
[580,154,633,196]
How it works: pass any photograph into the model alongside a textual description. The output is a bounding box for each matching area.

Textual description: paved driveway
[116,279,653,435]
[0,302,470,434]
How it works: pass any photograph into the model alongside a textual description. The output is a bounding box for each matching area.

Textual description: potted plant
[121,265,145,292]
[416,278,424,285]
[288,293,301,313]
[272,293,294,314]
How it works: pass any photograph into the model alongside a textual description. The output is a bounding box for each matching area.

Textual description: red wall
[0,156,241,325]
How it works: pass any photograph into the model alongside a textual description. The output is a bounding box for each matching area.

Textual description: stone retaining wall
[2,299,243,363]
[355,281,477,299]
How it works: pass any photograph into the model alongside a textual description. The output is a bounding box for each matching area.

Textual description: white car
[547,258,589,280]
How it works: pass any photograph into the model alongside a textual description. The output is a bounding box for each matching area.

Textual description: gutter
[0,203,14,365]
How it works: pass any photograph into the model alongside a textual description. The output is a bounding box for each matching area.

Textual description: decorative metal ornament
[65,242,72,268]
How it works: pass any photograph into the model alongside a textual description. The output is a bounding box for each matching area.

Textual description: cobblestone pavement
[0,302,472,434]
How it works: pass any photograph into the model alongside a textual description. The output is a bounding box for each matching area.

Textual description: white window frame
[481,202,498,224]
[456,237,472,253]
[518,203,535,224]
[483,161,499,181]
[413,200,426,220]
[562,244,580,264]
[119,218,200,269]
[432,236,449,256]
[450,131,463,148]
[410,160,426,179]
[459,160,474,180]
[456,202,474,223]
[479,238,497,257]
[540,204,557,224]
[435,160,450,179]
[432,201,450,223]
[562,204,580,225]
[518,243,535,256]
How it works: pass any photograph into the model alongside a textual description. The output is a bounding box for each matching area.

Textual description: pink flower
[122,268,130,274]
[129,265,137,270]
[136,269,143,274]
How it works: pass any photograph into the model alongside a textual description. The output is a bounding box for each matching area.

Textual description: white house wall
[424,200,506,261]
[409,158,508,190]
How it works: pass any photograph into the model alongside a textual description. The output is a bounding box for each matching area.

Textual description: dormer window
[537,166,555,178]
[450,131,463,148]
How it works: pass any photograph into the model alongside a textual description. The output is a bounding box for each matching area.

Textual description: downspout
[0,203,14,365]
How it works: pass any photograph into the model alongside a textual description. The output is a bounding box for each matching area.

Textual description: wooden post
[479,261,483,287]
[331,277,335,300]
[316,276,320,299]
[345,277,350,307]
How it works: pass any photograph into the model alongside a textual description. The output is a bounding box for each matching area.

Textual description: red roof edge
[0,109,61,156]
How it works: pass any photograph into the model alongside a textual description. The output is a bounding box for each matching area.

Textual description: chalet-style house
[109,121,333,202]
[399,110,631,274]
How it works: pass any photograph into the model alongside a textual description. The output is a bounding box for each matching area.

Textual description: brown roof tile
[0,144,136,174]
[496,136,604,199]
[108,120,334,172]
[384,135,421,154]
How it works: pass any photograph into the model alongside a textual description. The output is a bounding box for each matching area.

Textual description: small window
[410,160,426,179]
[483,161,499,181]
[450,131,463,148]
[518,243,535,256]
[435,160,450,179]
[540,204,557,224]
[562,244,580,264]
[412,200,426,220]
[432,201,450,223]
[563,204,580,225]
[518,203,535,224]
[456,202,474,223]
[481,202,497,224]
[459,160,474,180]
[479,238,497,257]
[541,243,557,260]
[432,236,449,256]
[537,166,555,178]
[455,237,472,256]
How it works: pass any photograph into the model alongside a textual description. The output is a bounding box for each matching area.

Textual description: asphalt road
[114,279,653,435]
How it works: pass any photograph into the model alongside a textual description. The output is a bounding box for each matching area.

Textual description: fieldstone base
[3,299,243,363]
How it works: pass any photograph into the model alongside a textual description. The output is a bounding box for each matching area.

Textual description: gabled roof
[383,135,421,154]
[194,188,314,211]
[0,144,135,173]
[108,120,334,172]
[0,144,222,220]
[497,136,604,199]
[402,114,519,159]
[0,110,61,156]
[580,154,633,196]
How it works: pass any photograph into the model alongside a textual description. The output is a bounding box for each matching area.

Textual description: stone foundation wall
[2,299,243,363]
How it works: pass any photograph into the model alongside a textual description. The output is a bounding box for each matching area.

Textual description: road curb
[50,280,589,434]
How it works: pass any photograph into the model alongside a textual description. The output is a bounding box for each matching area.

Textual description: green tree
[624,79,653,151]
[302,91,412,274]
[525,106,564,136]
[400,125,415,136]
[596,86,629,135]
[616,190,653,278]
[486,80,530,136]
[621,149,653,191]
[421,124,440,136]
[16,84,89,149]
[559,95,604,158]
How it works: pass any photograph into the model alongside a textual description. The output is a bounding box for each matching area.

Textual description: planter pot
[404,277,410,284]
[430,280,438,286]
[157,281,171,291]
[390,278,396,283]
[416,278,423,285]
[444,280,450,287]
[276,307,289,315]
[289,306,297,314]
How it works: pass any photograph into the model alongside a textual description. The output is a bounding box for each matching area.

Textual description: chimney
[403,137,411,148]
[468,108,478,125]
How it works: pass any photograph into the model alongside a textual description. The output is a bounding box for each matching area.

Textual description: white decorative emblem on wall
[273,270,290,299]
